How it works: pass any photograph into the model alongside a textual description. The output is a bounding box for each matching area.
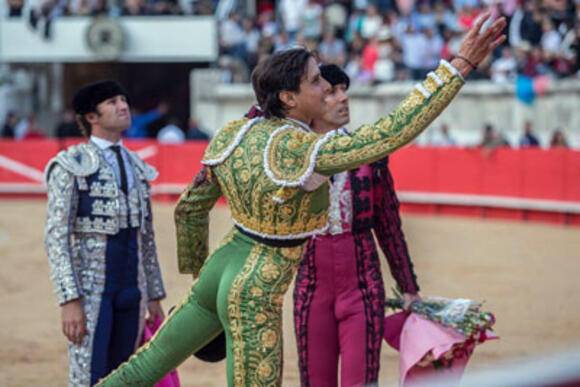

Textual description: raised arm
[175,166,223,277]
[314,13,506,175]
[315,61,464,175]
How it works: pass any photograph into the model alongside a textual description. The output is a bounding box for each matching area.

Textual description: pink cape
[384,312,498,386]
[142,318,181,387]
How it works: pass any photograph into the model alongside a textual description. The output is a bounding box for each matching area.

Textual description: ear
[279,90,297,110]
[85,112,99,126]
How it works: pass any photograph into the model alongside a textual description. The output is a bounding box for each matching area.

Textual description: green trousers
[97,228,304,386]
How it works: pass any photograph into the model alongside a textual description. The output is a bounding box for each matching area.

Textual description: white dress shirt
[90,135,135,191]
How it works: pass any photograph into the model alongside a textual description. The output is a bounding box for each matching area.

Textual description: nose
[118,99,129,111]
[338,89,348,103]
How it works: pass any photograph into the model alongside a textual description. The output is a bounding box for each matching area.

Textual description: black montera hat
[72,80,129,115]
[320,64,350,90]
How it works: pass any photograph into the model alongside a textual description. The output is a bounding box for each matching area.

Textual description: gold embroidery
[227,243,300,386]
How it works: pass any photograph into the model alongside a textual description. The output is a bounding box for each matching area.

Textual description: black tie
[110,145,128,194]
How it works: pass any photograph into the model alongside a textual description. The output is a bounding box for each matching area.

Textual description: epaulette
[44,143,100,183]
[125,148,159,181]
[202,117,265,166]
[264,124,333,187]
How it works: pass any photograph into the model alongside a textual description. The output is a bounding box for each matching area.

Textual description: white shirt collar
[287,117,313,132]
[90,135,124,150]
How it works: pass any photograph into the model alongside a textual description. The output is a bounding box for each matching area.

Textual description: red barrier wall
[1,140,579,225]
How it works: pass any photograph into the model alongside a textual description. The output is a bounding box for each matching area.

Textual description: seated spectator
[157,119,185,143]
[302,0,323,41]
[491,46,517,83]
[186,118,210,141]
[125,103,168,138]
[242,17,261,70]
[399,24,430,79]
[319,30,347,67]
[412,1,437,32]
[2,111,18,138]
[374,27,396,82]
[519,121,540,147]
[55,109,82,138]
[279,0,306,41]
[121,0,149,16]
[550,129,568,148]
[324,0,348,38]
[360,5,382,39]
[220,12,245,58]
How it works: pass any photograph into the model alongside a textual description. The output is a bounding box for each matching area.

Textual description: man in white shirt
[44,81,166,386]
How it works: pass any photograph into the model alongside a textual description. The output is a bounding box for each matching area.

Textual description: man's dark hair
[251,48,313,118]
[319,64,350,90]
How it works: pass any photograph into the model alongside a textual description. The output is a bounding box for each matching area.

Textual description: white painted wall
[190,73,580,148]
[0,16,217,62]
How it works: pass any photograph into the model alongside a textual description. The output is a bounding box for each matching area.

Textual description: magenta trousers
[293,231,386,387]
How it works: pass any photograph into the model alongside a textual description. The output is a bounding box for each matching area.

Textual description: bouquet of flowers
[384,292,498,386]
[385,295,496,340]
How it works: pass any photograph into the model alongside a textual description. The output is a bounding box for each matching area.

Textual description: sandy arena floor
[0,200,579,386]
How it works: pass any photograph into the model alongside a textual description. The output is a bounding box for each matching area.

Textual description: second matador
[98,14,506,386]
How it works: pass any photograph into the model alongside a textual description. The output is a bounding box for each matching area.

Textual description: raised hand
[451,13,507,78]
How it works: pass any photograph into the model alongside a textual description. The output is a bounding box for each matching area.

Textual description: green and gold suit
[98,61,463,386]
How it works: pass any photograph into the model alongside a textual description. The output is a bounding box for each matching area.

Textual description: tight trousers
[97,228,304,386]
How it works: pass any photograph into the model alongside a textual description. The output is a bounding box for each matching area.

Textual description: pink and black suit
[293,156,419,387]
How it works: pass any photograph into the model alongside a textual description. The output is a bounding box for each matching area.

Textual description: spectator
[7,0,24,17]
[412,1,437,32]
[423,27,444,71]
[157,119,185,143]
[541,18,562,61]
[480,123,510,148]
[319,30,347,66]
[21,114,46,140]
[55,109,82,138]
[430,123,457,146]
[220,12,245,58]
[242,17,261,69]
[374,27,397,82]
[125,103,168,138]
[279,0,306,41]
[550,129,568,147]
[121,0,149,16]
[302,0,323,41]
[399,24,430,79]
[519,121,540,147]
[491,46,518,82]
[324,0,348,38]
[186,118,210,141]
[2,111,18,138]
[360,5,382,39]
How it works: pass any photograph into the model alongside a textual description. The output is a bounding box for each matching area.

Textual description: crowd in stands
[214,0,580,84]
[4,0,579,81]
[2,0,578,142]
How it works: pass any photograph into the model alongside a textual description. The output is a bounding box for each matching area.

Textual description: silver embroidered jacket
[44,142,166,306]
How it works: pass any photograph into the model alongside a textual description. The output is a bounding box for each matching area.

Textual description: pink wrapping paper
[384,312,498,386]
[142,318,181,387]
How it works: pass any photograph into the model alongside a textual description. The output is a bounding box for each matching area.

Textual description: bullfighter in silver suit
[44,81,166,386]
